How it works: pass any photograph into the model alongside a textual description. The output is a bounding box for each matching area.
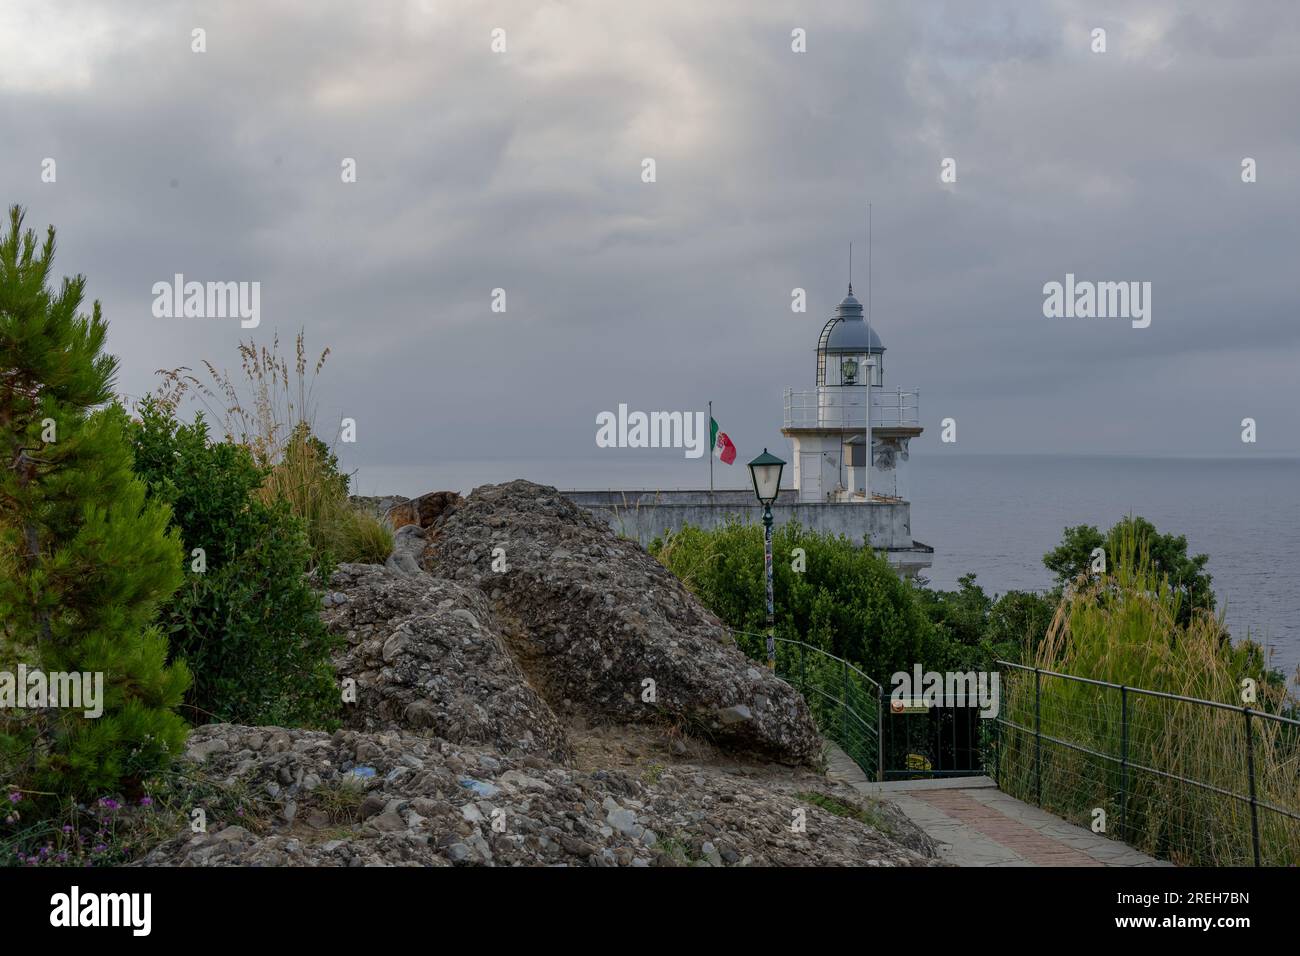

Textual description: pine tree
[0,205,191,799]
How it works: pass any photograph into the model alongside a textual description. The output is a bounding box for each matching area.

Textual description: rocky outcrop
[133,478,943,867]
[422,480,820,766]
[139,724,939,867]
[385,490,461,532]
[323,563,568,762]
[349,494,409,520]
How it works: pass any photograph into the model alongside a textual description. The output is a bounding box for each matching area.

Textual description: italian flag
[710,417,736,465]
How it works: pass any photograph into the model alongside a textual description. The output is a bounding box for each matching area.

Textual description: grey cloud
[1,0,1297,476]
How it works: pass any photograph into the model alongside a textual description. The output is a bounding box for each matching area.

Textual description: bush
[154,333,392,569]
[916,574,1056,669]
[653,519,942,683]
[129,399,341,728]
[998,527,1297,865]
[0,206,190,800]
[335,508,395,565]
[260,426,391,566]
[1044,516,1215,626]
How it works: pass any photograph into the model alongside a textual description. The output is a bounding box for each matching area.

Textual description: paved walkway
[825,744,1171,867]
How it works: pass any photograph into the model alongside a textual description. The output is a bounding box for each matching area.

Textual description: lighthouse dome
[816,288,885,387]
[820,291,884,353]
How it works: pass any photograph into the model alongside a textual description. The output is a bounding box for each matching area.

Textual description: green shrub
[258,425,391,567]
[153,334,390,569]
[653,519,943,683]
[335,508,394,565]
[0,206,190,800]
[1043,515,1215,627]
[999,527,1297,865]
[129,399,341,728]
[916,574,1056,669]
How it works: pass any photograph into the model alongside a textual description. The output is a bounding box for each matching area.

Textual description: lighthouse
[563,279,932,575]
[782,284,922,504]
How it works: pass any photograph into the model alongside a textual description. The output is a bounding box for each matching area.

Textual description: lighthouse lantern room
[782,284,921,504]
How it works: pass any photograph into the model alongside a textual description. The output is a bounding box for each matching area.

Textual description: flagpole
[708,401,714,495]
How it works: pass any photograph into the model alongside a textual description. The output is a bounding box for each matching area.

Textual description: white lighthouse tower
[782,283,921,504]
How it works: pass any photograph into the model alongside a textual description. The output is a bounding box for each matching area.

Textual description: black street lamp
[747,448,785,669]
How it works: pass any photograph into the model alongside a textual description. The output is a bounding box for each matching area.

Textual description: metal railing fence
[992,660,1300,866]
[730,630,882,780]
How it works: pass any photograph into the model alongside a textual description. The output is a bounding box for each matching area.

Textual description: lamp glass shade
[747,448,785,505]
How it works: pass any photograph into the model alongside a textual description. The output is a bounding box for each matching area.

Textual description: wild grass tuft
[997,524,1300,865]
[154,331,393,567]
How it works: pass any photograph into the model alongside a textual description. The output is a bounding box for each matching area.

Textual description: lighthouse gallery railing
[783,387,920,429]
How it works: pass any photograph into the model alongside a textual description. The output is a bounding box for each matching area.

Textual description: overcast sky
[3,0,1298,491]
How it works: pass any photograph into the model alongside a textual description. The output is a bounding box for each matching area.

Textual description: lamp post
[747,449,785,669]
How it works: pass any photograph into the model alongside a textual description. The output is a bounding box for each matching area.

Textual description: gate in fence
[731,631,1300,863]
[731,631,988,782]
[881,694,987,779]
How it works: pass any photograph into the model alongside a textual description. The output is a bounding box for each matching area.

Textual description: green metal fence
[730,629,882,780]
[993,661,1300,866]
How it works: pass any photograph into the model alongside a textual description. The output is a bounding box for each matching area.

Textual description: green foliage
[1043,515,1214,626]
[128,398,342,728]
[2,764,277,867]
[0,205,190,800]
[999,529,1296,865]
[796,791,894,834]
[916,574,1056,668]
[984,589,1057,659]
[259,425,391,567]
[154,333,388,569]
[333,506,394,566]
[654,519,942,683]
[130,398,265,568]
[298,425,350,501]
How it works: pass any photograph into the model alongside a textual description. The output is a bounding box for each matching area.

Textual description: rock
[323,563,568,761]
[305,810,330,829]
[385,491,462,533]
[187,737,230,761]
[136,724,942,868]
[367,810,406,833]
[421,480,819,765]
[716,704,753,725]
[211,826,251,844]
[350,495,409,521]
[606,808,641,838]
[458,778,500,799]
[359,794,387,820]
[130,478,943,869]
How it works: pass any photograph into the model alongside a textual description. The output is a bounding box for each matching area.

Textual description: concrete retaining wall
[561,489,924,559]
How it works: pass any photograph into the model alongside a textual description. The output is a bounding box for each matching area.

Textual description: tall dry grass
[997,526,1300,864]
[154,332,391,567]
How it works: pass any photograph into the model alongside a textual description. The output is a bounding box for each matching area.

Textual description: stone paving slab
[824,742,1172,868]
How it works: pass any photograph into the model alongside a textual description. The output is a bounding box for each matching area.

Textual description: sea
[352,453,1300,686]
